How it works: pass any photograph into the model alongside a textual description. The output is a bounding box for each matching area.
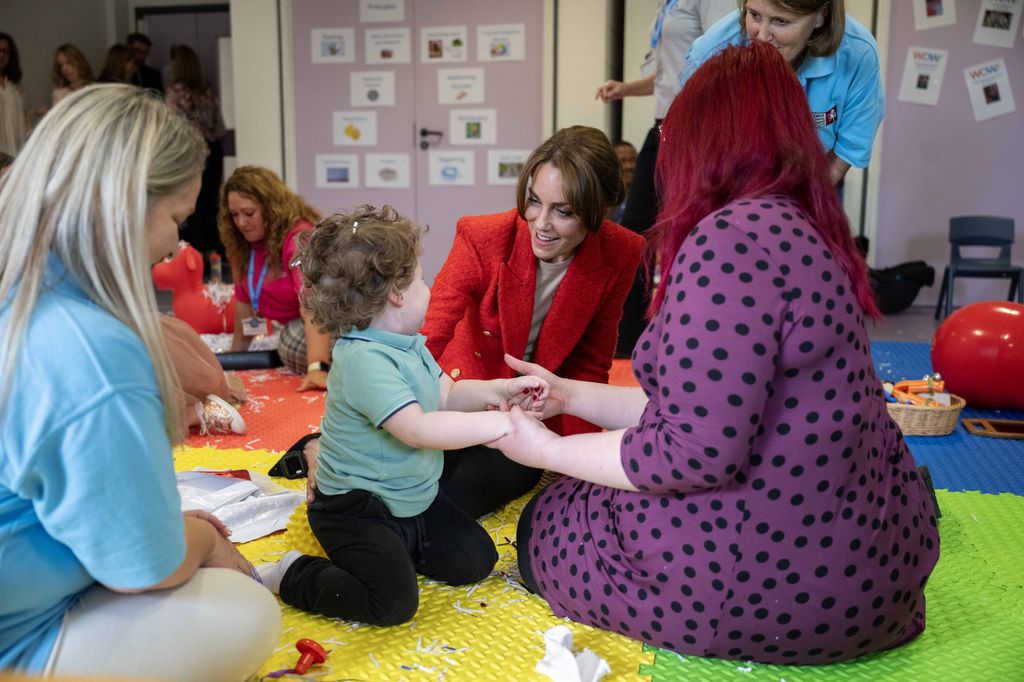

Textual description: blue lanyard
[650,0,680,50]
[247,250,270,315]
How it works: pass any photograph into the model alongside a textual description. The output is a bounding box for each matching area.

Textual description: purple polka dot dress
[525,196,940,664]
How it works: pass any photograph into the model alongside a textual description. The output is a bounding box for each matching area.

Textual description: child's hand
[504,376,549,414]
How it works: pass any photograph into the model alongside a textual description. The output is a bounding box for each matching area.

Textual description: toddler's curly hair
[299,205,421,334]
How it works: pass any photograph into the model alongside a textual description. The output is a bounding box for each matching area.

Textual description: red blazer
[422,209,645,435]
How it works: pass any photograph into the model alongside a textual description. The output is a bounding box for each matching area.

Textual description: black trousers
[180,138,225,261]
[440,444,543,519]
[516,490,543,595]
[280,487,497,625]
[616,123,661,358]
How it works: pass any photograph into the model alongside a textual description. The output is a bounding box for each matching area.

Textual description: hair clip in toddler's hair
[289,255,301,268]
[351,220,359,234]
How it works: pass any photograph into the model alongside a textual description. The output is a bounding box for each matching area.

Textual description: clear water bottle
[209,252,222,283]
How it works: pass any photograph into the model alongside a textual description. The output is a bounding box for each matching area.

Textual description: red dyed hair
[648,41,879,319]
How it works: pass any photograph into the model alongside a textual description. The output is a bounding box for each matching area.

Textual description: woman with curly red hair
[219,165,332,390]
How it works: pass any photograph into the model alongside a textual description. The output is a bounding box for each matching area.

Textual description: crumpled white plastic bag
[536,625,611,682]
[177,469,304,543]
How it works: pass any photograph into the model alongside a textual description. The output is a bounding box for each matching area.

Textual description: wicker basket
[887,395,966,436]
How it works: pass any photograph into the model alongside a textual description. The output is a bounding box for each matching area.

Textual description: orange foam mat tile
[175,447,654,680]
[186,369,325,453]
[609,359,639,388]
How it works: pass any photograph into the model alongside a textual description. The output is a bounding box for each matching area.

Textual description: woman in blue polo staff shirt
[0,86,279,680]
[681,0,883,186]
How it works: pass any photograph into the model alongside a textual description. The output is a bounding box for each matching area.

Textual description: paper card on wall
[913,0,957,30]
[316,154,360,189]
[438,68,485,105]
[487,149,530,186]
[420,26,468,63]
[360,0,404,23]
[449,109,496,145]
[312,28,355,64]
[333,111,378,145]
[973,0,1021,48]
[963,58,1016,121]
[350,71,396,107]
[477,24,526,61]
[428,150,475,186]
[897,47,949,106]
[365,154,410,188]
[366,28,411,64]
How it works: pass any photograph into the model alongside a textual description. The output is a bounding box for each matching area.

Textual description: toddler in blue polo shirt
[255,205,548,625]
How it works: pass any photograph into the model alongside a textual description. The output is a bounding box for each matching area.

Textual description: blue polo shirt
[316,327,444,518]
[680,11,883,168]
[0,254,185,672]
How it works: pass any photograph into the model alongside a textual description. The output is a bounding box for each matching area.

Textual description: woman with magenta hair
[681,0,883,186]
[494,41,938,664]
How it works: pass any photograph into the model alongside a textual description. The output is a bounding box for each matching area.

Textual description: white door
[288,0,546,280]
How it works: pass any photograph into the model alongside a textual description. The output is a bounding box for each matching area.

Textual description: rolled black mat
[215,350,283,370]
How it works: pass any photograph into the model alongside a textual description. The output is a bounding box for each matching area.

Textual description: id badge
[242,315,269,337]
[640,51,656,78]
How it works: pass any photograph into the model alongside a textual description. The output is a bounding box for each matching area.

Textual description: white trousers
[46,568,281,682]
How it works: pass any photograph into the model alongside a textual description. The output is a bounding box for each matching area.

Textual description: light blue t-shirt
[0,255,185,672]
[680,11,883,168]
[316,327,444,518]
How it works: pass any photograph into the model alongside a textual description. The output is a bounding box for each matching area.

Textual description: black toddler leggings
[440,444,543,519]
[280,488,498,626]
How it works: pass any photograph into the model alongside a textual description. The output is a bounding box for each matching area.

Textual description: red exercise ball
[931,301,1024,410]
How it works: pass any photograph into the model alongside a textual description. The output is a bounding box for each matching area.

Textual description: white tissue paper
[177,469,305,543]
[536,625,611,682]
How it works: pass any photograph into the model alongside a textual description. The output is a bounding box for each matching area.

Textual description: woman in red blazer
[422,126,645,517]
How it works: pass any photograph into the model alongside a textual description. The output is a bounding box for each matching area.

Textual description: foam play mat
[173,347,1024,679]
[175,446,1024,681]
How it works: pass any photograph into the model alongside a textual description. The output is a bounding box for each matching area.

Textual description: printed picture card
[350,71,396,107]
[428,150,475,186]
[913,0,957,31]
[360,0,404,23]
[438,68,485,105]
[316,154,360,189]
[421,26,468,63]
[365,154,411,188]
[312,28,355,64]
[897,46,949,106]
[973,0,1021,48]
[333,111,379,146]
[365,28,411,64]
[449,109,497,145]
[963,58,1016,121]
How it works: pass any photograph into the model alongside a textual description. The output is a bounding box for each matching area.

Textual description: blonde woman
[0,86,279,679]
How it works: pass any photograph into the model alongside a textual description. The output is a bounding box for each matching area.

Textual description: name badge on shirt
[812,106,838,128]
[640,51,656,78]
[242,315,270,337]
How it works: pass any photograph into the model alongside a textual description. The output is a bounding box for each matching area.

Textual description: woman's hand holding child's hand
[489,405,558,469]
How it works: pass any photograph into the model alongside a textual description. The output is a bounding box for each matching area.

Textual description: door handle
[419,128,443,150]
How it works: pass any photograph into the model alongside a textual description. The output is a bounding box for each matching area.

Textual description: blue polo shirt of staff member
[680,0,883,186]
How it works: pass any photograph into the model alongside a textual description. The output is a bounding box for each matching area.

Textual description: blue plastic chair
[934,216,1022,319]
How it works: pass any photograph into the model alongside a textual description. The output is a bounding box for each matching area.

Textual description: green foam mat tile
[641,489,1024,681]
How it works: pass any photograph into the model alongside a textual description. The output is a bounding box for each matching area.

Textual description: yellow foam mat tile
[175,447,654,680]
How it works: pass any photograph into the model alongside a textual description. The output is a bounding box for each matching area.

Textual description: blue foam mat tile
[871,341,1024,496]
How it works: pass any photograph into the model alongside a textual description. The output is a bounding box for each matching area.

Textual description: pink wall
[876,1,1023,307]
